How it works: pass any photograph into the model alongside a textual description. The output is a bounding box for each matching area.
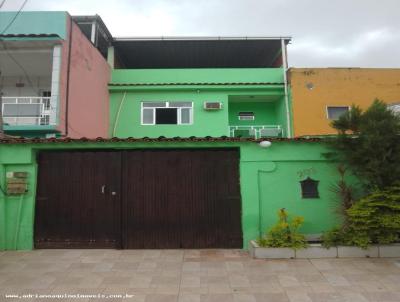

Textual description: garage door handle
[101,185,106,194]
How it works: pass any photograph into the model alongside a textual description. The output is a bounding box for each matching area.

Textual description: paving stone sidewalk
[0,249,400,302]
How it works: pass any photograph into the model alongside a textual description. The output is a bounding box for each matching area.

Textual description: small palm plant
[257,208,307,250]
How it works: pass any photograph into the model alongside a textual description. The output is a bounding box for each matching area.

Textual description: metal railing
[229,125,283,138]
[1,97,55,126]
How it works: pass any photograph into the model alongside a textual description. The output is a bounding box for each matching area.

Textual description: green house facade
[0,32,343,250]
[0,138,341,250]
[109,38,293,139]
[110,68,290,139]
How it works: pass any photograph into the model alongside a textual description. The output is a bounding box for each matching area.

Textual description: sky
[2,0,400,67]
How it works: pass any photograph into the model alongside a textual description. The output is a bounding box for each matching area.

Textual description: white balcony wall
[0,76,51,97]
[0,44,60,127]
[2,96,54,126]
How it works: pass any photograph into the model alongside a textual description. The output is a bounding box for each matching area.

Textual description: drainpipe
[281,39,292,138]
[0,165,6,250]
[64,15,73,137]
[13,194,24,250]
[112,92,127,137]
[257,166,277,238]
[257,170,264,238]
[0,71,4,138]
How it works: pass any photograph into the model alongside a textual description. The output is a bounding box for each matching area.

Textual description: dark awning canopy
[113,37,291,69]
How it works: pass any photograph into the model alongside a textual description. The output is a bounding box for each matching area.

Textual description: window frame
[326,106,351,120]
[141,101,193,125]
[300,177,320,199]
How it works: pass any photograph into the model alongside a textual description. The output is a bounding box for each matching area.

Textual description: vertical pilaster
[50,45,62,125]
[281,39,292,138]
[107,46,115,68]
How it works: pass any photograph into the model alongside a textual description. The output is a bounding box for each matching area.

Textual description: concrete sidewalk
[0,249,399,301]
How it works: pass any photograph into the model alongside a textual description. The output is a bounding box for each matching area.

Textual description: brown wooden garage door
[35,149,242,249]
[35,151,122,248]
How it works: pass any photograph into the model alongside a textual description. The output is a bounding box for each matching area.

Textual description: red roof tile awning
[0,136,322,144]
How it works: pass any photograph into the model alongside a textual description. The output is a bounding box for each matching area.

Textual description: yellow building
[290,68,400,136]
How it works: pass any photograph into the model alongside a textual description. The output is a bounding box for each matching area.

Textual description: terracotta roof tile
[108,82,283,86]
[0,136,322,144]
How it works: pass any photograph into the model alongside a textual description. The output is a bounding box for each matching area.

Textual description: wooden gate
[122,149,242,248]
[35,149,242,249]
[35,151,121,248]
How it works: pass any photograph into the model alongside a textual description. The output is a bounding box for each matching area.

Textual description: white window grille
[141,101,193,125]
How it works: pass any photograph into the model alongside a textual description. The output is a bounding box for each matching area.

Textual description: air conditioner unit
[204,102,222,110]
[238,112,255,120]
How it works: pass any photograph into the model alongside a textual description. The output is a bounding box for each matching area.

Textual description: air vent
[238,112,254,120]
[204,102,222,110]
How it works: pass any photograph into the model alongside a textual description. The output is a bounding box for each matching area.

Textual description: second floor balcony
[229,125,283,139]
[2,96,56,126]
[228,94,287,138]
[0,38,62,135]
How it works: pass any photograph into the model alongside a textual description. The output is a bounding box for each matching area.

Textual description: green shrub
[329,100,400,190]
[321,227,344,248]
[345,185,400,248]
[322,185,400,249]
[257,208,307,250]
[323,100,400,248]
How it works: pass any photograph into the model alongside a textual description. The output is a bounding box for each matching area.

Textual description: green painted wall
[0,11,67,39]
[0,147,36,250]
[111,68,284,85]
[0,141,344,251]
[109,68,289,138]
[110,88,286,138]
[239,142,343,242]
[228,101,279,126]
[259,162,338,234]
[111,90,228,138]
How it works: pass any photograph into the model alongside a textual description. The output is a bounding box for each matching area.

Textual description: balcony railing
[1,97,56,126]
[229,125,283,138]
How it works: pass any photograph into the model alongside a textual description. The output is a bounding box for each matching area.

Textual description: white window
[141,101,193,125]
[326,106,350,120]
[40,90,51,98]
[238,112,255,121]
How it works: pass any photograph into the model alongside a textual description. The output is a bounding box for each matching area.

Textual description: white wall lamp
[259,140,272,148]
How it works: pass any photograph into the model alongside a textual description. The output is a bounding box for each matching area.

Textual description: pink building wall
[57,15,110,138]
